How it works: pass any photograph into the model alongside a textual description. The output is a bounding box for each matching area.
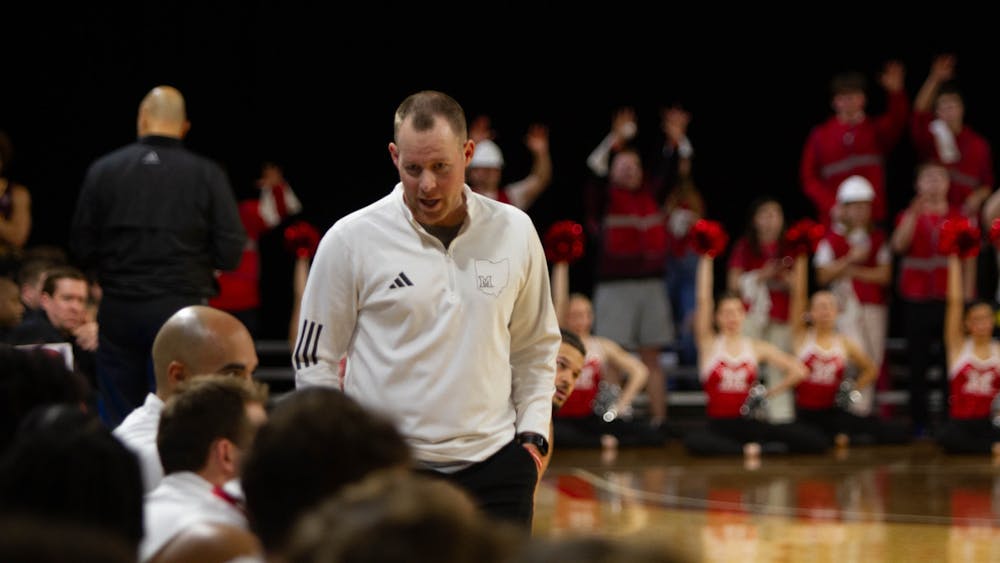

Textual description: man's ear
[166,360,188,386]
[388,142,400,166]
[213,438,238,475]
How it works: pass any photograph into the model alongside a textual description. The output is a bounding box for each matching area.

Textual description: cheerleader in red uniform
[936,251,1000,455]
[682,236,828,458]
[789,254,910,447]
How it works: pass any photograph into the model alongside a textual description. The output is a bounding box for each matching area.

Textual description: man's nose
[418,170,437,193]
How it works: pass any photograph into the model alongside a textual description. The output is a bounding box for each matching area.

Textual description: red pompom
[284,220,320,259]
[543,220,586,263]
[690,219,729,257]
[782,218,826,257]
[938,217,981,258]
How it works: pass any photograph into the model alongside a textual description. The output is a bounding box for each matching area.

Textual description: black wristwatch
[517,431,549,456]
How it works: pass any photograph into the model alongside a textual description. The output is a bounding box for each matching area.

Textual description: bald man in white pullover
[293,90,560,528]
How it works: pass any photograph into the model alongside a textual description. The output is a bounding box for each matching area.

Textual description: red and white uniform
[948,339,1000,419]
[813,224,891,415]
[911,111,994,211]
[557,337,606,419]
[700,336,758,419]
[795,331,847,409]
[210,182,301,312]
[800,90,910,224]
[895,208,962,301]
[814,225,890,306]
[727,238,790,323]
[597,186,668,280]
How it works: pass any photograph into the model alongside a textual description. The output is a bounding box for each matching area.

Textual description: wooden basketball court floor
[532,440,1000,562]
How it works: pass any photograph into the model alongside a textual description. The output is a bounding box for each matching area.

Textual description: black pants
[418,440,538,529]
[96,294,202,427]
[937,418,1000,454]
[796,406,911,445]
[901,299,947,431]
[683,417,829,456]
[553,415,666,448]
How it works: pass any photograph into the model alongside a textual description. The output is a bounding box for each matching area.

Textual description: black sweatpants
[419,439,538,529]
[683,417,829,456]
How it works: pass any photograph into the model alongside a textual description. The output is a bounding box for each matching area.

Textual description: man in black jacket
[7,266,96,390]
[70,85,246,427]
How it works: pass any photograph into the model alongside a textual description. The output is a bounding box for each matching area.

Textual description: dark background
[3,7,996,340]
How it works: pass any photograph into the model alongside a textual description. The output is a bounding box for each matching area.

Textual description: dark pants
[683,417,829,456]
[665,251,699,366]
[96,294,202,427]
[553,415,666,448]
[902,300,947,431]
[418,440,538,529]
[937,418,1000,454]
[796,406,911,446]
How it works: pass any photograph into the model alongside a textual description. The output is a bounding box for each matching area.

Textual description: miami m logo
[962,369,996,395]
[719,366,748,392]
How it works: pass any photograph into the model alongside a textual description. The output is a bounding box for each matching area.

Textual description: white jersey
[113,393,164,492]
[294,184,560,467]
[140,472,247,562]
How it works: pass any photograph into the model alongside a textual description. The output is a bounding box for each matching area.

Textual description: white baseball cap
[836,175,875,203]
[469,139,504,169]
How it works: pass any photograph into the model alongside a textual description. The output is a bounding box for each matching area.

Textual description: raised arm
[551,261,569,328]
[694,255,716,350]
[789,254,809,344]
[505,124,552,211]
[944,254,965,362]
[873,60,910,148]
[914,54,955,113]
[586,108,636,177]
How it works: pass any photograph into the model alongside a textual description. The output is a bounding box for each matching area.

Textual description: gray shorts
[593,278,674,350]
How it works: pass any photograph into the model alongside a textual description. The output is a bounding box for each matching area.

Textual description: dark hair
[964,298,995,318]
[283,471,521,563]
[157,375,269,474]
[743,196,783,256]
[830,71,867,96]
[0,515,136,563]
[14,256,58,288]
[716,290,746,311]
[0,345,87,452]
[0,404,144,552]
[393,90,467,144]
[241,387,412,553]
[915,159,949,181]
[41,266,87,296]
[937,80,964,102]
[514,535,690,563]
[560,328,587,357]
